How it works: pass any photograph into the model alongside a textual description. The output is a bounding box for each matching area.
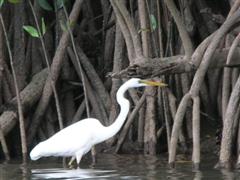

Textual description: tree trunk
[144,87,157,155]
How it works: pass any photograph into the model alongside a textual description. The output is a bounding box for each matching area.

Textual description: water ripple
[31,168,118,179]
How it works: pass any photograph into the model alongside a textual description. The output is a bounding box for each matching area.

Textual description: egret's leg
[76,153,82,168]
[68,156,76,168]
[91,147,97,165]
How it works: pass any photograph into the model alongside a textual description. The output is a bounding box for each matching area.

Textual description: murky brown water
[0,154,239,179]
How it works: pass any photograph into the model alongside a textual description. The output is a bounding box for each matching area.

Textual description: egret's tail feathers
[30,151,41,160]
[30,143,45,160]
[30,149,42,160]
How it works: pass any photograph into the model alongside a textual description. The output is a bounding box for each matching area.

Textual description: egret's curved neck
[99,82,130,142]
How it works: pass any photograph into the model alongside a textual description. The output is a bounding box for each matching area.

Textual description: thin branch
[163,0,194,57]
[0,124,9,161]
[169,93,191,167]
[28,0,84,145]
[157,0,164,58]
[75,45,111,111]
[162,88,171,153]
[109,0,135,61]
[222,33,240,119]
[192,96,200,170]
[27,0,63,130]
[62,4,90,119]
[114,0,143,58]
[138,0,149,57]
[0,13,27,162]
[191,10,240,95]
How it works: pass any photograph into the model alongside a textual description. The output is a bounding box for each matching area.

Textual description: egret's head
[127,78,167,88]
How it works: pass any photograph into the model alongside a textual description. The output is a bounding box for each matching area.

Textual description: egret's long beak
[139,80,168,87]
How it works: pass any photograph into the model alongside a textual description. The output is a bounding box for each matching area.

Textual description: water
[0,154,239,179]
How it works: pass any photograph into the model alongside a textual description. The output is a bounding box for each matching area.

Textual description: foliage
[37,0,67,11]
[41,18,46,35]
[0,0,3,7]
[23,18,46,38]
[0,0,21,8]
[23,26,40,38]
[8,0,21,4]
[37,0,53,11]
[150,14,157,31]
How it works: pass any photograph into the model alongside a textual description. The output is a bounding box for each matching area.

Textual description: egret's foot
[68,157,76,169]
[91,147,97,165]
[69,164,75,169]
[91,155,97,165]
[89,163,95,168]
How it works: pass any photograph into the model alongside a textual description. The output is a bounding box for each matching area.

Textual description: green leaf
[150,14,157,31]
[37,0,53,11]
[41,17,46,35]
[0,0,4,8]
[8,0,20,4]
[23,25,40,38]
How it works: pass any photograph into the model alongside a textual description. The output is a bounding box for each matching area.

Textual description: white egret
[30,78,167,166]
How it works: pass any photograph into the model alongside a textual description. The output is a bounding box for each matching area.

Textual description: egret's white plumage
[30,78,167,165]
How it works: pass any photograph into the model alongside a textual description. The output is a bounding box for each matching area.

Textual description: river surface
[0,154,239,179]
